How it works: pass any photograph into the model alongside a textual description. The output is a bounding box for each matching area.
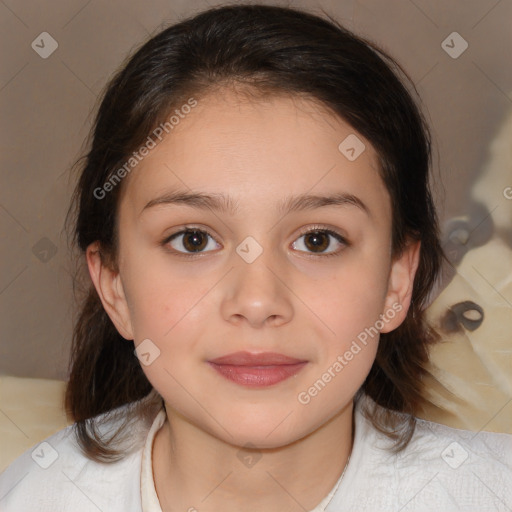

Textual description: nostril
[440,300,484,333]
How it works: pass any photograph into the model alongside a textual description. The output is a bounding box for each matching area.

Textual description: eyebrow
[140,189,370,217]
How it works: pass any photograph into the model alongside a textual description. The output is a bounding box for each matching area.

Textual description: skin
[87,86,420,512]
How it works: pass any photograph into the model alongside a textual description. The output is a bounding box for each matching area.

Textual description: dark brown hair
[65,3,444,462]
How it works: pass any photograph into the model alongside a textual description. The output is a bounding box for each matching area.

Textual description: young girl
[1,4,510,511]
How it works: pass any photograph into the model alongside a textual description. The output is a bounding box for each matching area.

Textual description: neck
[152,401,354,512]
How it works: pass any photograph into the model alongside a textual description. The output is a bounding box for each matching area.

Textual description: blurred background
[0,0,511,459]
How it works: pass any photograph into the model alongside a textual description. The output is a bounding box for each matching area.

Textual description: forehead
[120,88,390,220]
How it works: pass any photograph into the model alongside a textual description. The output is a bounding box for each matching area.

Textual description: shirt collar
[140,406,166,512]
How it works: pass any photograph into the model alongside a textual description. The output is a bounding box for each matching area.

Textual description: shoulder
[409,414,512,469]
[396,415,512,507]
[0,402,156,512]
[328,395,512,512]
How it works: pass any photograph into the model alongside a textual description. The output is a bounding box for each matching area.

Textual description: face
[88,87,418,448]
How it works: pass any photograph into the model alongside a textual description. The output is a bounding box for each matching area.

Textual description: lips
[207,351,308,387]
[208,351,306,366]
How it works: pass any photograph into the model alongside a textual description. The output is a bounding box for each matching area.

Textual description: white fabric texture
[1,394,511,511]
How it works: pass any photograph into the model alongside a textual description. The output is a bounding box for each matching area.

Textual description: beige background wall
[1,0,511,380]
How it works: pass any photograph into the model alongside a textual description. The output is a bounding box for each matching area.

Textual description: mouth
[207,351,308,388]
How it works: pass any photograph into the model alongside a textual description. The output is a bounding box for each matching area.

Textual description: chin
[223,425,305,451]
[207,405,319,450]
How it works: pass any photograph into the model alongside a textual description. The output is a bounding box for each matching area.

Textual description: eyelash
[161,224,349,258]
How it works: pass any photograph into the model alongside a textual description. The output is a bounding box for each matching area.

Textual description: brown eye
[292,228,347,256]
[304,231,330,252]
[167,229,218,254]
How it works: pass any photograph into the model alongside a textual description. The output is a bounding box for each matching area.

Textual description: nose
[220,248,294,328]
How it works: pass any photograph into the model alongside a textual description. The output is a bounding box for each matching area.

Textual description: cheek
[304,284,383,390]
[124,273,214,400]
[121,255,213,344]
[293,267,385,421]
[305,255,390,348]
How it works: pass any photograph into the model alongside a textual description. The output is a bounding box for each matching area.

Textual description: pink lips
[207,351,308,387]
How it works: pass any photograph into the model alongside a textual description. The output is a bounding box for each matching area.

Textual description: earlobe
[86,242,134,340]
[380,240,421,333]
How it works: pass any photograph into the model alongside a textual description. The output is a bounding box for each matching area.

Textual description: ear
[380,239,421,333]
[86,241,134,340]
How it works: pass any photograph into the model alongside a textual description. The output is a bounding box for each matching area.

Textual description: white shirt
[1,394,511,511]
